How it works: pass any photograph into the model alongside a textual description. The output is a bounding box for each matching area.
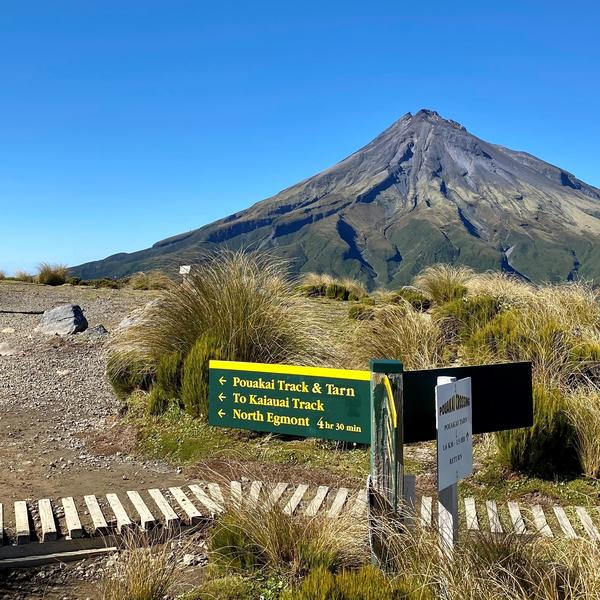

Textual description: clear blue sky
[1,1,599,274]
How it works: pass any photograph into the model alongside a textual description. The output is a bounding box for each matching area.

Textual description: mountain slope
[72,110,600,286]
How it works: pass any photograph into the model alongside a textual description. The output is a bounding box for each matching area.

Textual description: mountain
[72,109,600,287]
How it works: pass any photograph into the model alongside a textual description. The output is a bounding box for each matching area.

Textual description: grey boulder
[35,304,88,335]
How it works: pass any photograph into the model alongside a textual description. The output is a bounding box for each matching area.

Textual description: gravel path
[0,281,187,511]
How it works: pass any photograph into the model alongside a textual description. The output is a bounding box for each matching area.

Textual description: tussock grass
[0,270,5,280]
[129,270,172,290]
[100,532,184,600]
[350,304,449,370]
[209,499,366,576]
[568,384,600,478]
[413,264,474,304]
[297,272,366,301]
[37,262,68,286]
[14,270,34,283]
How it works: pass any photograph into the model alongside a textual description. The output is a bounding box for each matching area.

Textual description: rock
[1,327,15,334]
[83,324,109,336]
[0,342,16,356]
[35,305,88,335]
[117,299,161,331]
[182,553,200,567]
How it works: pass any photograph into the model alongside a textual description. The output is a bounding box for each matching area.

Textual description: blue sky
[1,1,599,274]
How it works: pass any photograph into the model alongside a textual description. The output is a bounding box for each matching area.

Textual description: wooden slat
[83,495,109,535]
[61,497,84,539]
[553,506,577,539]
[266,483,289,509]
[420,496,433,527]
[305,486,329,517]
[248,481,263,506]
[127,491,157,530]
[14,501,30,545]
[327,488,349,518]
[486,500,502,533]
[189,484,222,516]
[169,487,202,526]
[38,499,57,542]
[230,481,243,508]
[531,505,553,537]
[576,507,600,541]
[284,484,309,515]
[106,494,134,533]
[148,489,180,528]
[350,487,368,517]
[438,501,454,556]
[508,501,527,535]
[207,483,225,510]
[464,497,479,530]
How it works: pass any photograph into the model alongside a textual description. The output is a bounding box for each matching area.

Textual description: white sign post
[435,376,473,554]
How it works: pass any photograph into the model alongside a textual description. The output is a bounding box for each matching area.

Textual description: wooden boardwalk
[1,481,599,567]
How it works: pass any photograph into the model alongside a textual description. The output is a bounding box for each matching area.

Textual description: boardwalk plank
[508,501,527,535]
[14,501,30,545]
[486,500,502,533]
[576,507,600,541]
[83,495,109,535]
[553,507,577,539]
[148,489,180,529]
[38,499,57,542]
[230,481,243,508]
[420,496,433,528]
[62,497,84,539]
[305,486,329,517]
[207,483,225,510]
[284,484,309,515]
[248,481,263,506]
[532,505,553,537]
[464,497,479,530]
[106,494,134,534]
[350,487,368,517]
[169,487,202,526]
[189,484,222,516]
[327,488,349,518]
[127,491,157,531]
[266,483,288,509]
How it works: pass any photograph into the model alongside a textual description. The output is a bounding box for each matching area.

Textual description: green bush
[37,262,68,286]
[82,278,122,289]
[326,283,349,301]
[66,276,81,286]
[437,294,502,341]
[286,566,400,600]
[181,335,229,418]
[495,385,579,477]
[147,385,170,416]
[185,575,256,600]
[389,288,431,311]
[156,351,182,397]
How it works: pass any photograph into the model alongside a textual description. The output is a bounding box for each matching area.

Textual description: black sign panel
[403,362,533,444]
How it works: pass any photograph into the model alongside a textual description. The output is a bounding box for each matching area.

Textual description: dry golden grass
[129,270,173,290]
[37,262,68,286]
[413,263,475,304]
[568,383,600,478]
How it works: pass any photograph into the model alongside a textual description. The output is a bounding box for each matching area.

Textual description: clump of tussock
[129,270,172,290]
[109,251,343,414]
[413,263,474,304]
[100,532,184,600]
[388,287,431,311]
[466,271,536,306]
[568,383,600,478]
[14,270,34,283]
[37,262,68,286]
[297,272,367,301]
[350,304,449,370]
[209,498,366,577]
[436,294,503,342]
[0,270,5,280]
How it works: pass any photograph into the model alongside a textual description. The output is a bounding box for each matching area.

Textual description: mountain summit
[73,110,600,285]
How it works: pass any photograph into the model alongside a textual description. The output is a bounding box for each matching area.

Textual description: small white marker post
[435,376,473,555]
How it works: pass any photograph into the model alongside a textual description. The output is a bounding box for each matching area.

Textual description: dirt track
[0,282,188,508]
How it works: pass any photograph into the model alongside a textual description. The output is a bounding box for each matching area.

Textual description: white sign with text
[436,377,473,491]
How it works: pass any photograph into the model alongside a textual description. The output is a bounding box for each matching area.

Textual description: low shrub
[436,294,502,341]
[285,565,399,600]
[66,276,81,286]
[495,385,579,477]
[129,271,172,290]
[81,278,122,289]
[156,351,182,397]
[37,262,68,286]
[181,335,229,418]
[185,574,256,600]
[106,351,154,400]
[147,385,170,416]
[389,287,431,311]
[413,263,473,304]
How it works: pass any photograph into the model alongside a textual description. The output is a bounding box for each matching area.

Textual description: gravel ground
[0,282,192,599]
